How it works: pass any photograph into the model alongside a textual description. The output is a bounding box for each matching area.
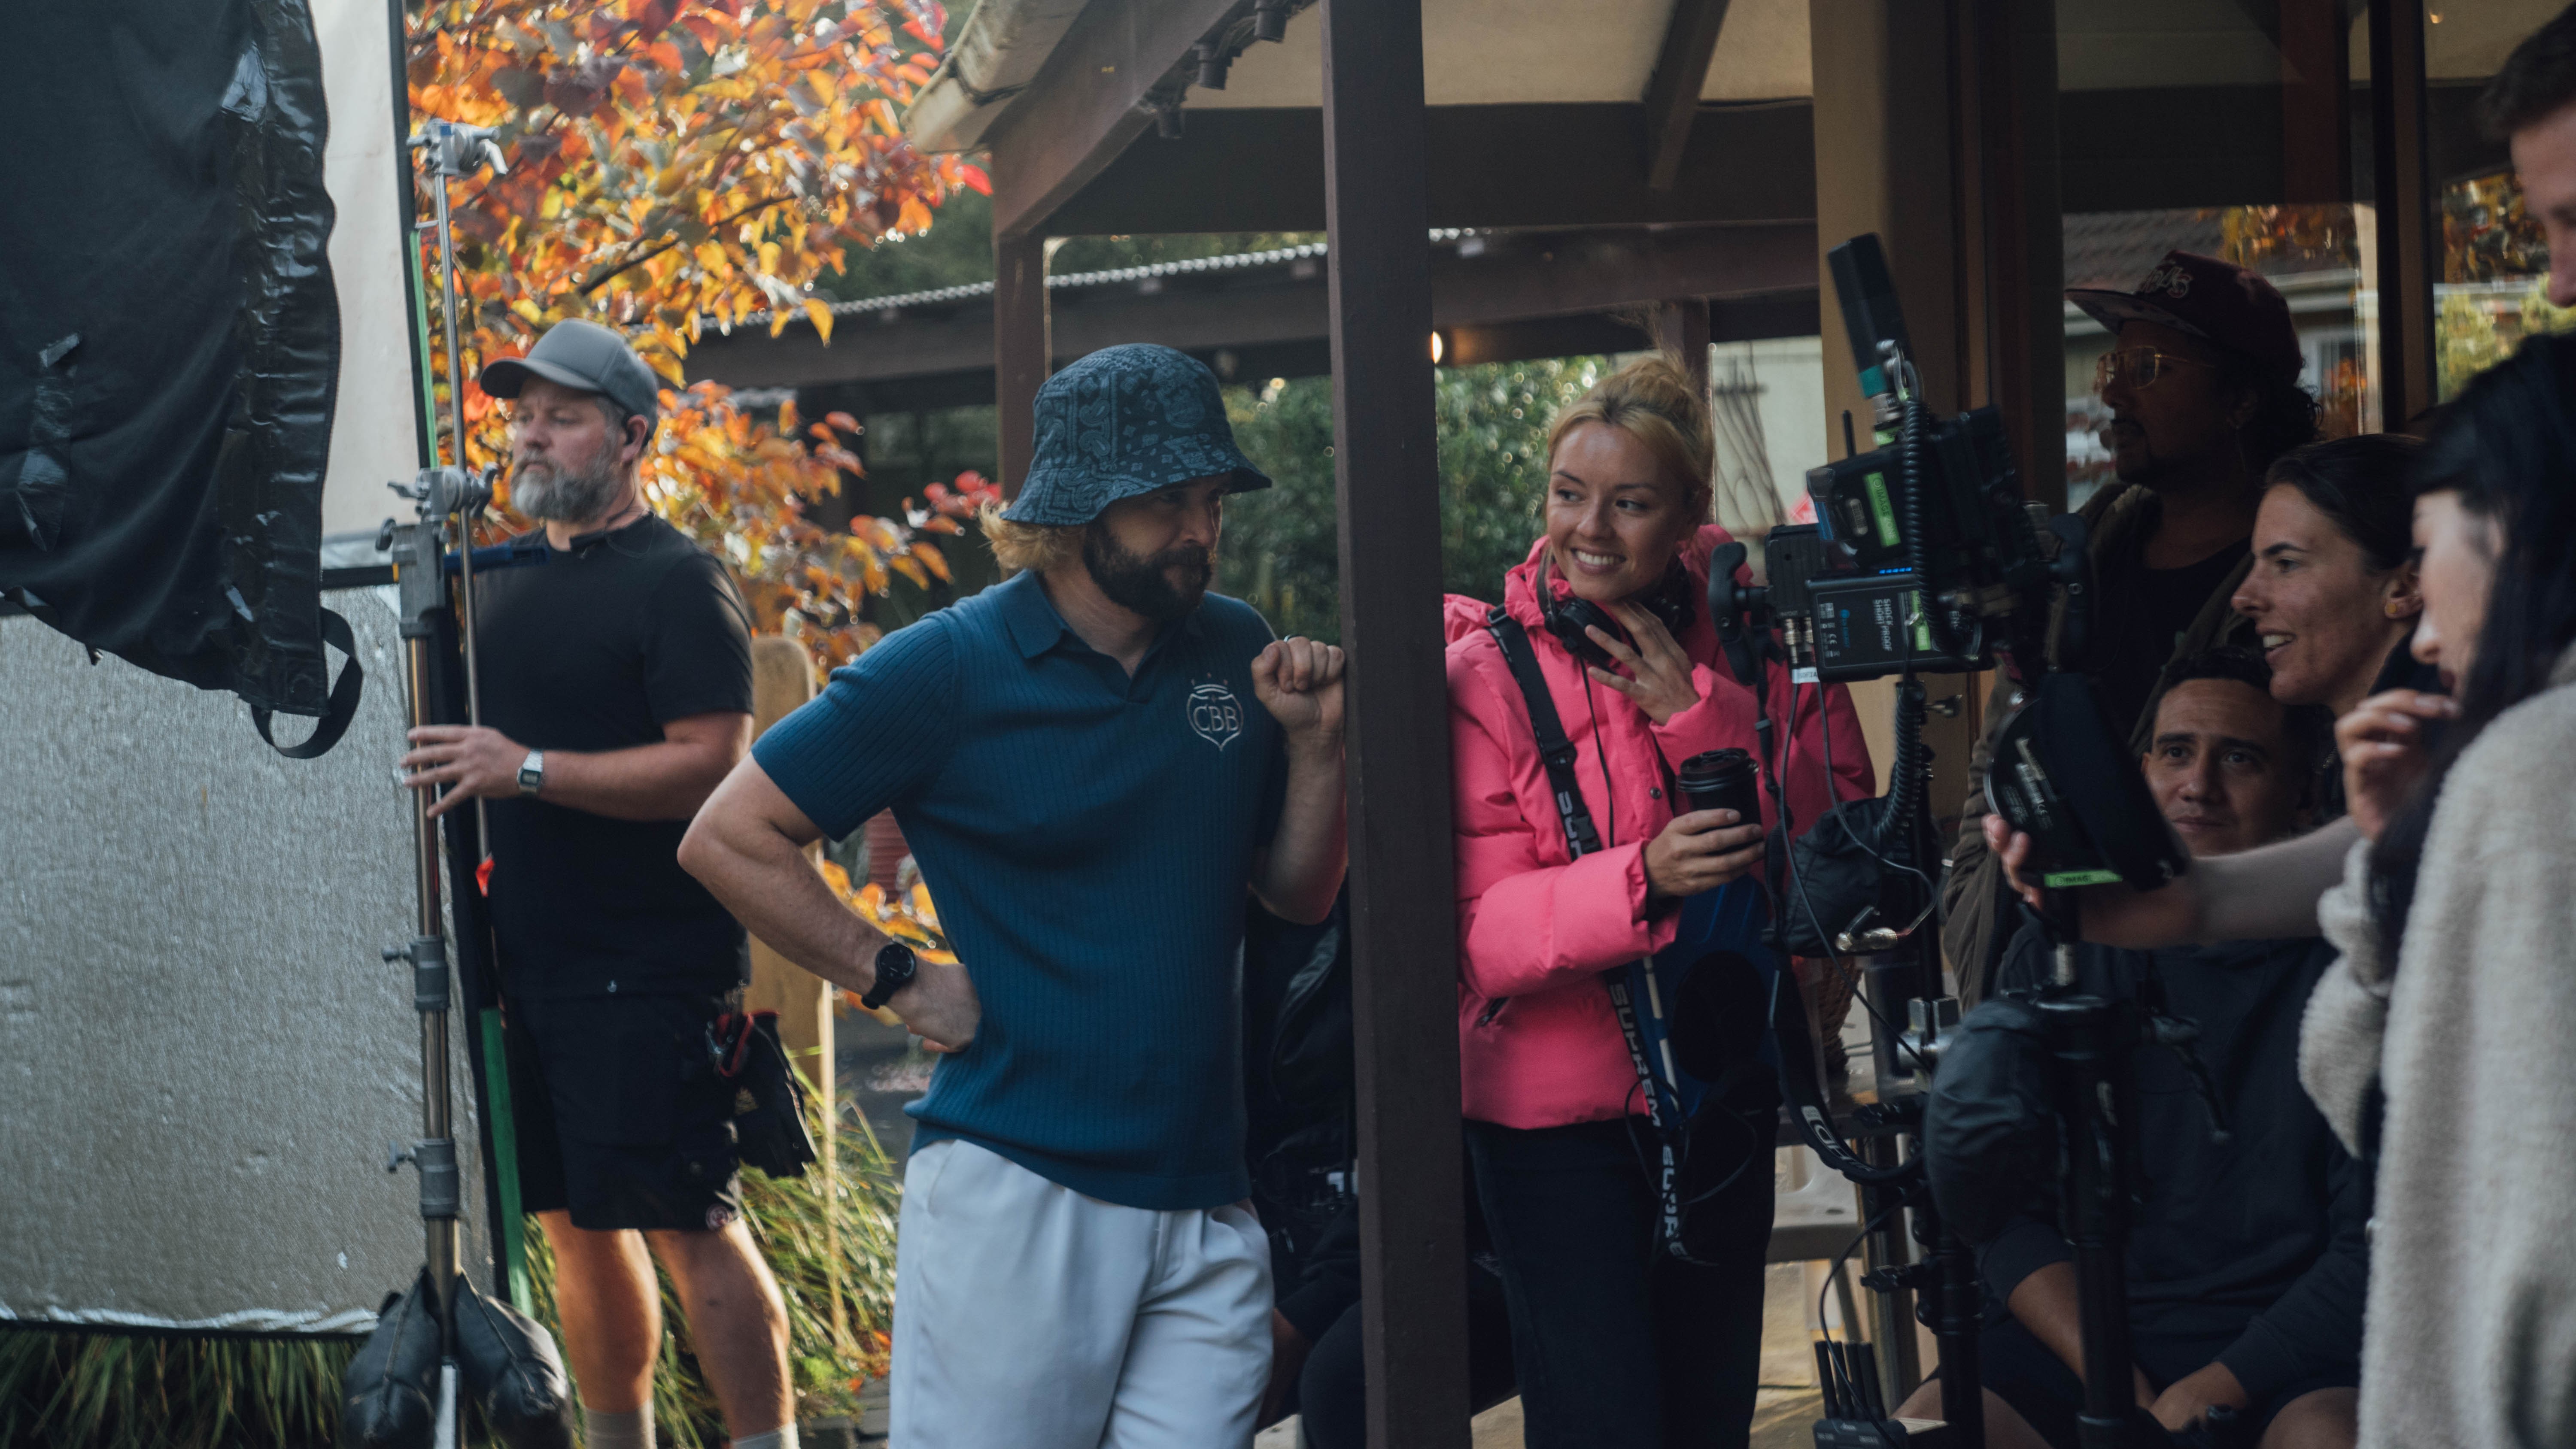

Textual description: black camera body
[1721,236,2056,688]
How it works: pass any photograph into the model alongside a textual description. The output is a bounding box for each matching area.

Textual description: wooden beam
[994,232,1051,497]
[982,0,1240,239]
[1045,103,1817,235]
[787,300,1824,416]
[1969,0,2066,510]
[691,223,1817,392]
[2279,0,2348,203]
[1643,0,1732,191]
[1321,0,1467,1444]
[2368,0,2436,426]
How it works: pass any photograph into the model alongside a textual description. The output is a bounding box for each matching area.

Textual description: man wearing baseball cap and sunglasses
[1940,252,2322,1002]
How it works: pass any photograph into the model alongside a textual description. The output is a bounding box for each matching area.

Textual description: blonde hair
[1543,355,1716,525]
[979,497,1085,573]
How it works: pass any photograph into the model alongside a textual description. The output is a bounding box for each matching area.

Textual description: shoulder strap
[1485,607,1604,860]
[251,607,365,760]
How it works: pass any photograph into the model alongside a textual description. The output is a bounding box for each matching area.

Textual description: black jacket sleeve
[2212,1140,2369,1400]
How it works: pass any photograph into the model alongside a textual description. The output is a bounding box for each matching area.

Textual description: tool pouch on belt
[711,1009,818,1179]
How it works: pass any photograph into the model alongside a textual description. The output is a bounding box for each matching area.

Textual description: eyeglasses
[2093,348,2216,394]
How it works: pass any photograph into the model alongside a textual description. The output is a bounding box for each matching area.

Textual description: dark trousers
[1466,1115,1774,1449]
[1296,1264,1520,1449]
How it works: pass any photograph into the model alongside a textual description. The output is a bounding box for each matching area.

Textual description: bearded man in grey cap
[680,343,1349,1448]
[398,319,790,1449]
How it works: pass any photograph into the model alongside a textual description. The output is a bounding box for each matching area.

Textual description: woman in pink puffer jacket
[1445,357,1872,1448]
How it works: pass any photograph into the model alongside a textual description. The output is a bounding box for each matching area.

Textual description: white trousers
[890,1138,1273,1449]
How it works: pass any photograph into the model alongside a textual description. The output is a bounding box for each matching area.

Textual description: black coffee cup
[1676,748,1759,825]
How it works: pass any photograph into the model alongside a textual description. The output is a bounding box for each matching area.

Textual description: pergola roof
[685,221,1820,406]
[908,0,1813,154]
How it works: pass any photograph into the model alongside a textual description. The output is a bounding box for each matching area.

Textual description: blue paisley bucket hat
[1002,344,1273,525]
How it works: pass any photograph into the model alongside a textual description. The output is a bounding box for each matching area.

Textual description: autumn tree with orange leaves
[407,0,996,667]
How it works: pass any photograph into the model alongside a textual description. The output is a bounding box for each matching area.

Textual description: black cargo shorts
[503,990,744,1233]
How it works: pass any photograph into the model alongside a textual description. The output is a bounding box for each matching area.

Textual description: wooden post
[1654,298,1713,393]
[738,634,845,1351]
[1966,0,2065,511]
[2280,0,2350,204]
[995,231,1052,497]
[1321,1,1468,1445]
[743,635,829,1071]
[2368,0,2436,424]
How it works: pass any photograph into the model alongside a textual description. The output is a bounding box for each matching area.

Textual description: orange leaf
[804,297,834,343]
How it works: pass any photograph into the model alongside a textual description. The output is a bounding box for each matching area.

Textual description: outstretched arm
[1984,814,2360,948]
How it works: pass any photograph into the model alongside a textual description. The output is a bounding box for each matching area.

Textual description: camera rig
[1706,235,2208,1448]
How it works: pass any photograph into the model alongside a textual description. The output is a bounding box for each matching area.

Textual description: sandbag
[338,1270,441,1449]
[454,1278,577,1449]
[0,0,340,718]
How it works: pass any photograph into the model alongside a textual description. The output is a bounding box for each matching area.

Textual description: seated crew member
[1944,254,2322,1002]
[396,320,788,1449]
[1262,1189,1521,1447]
[1901,648,2360,1449]
[680,344,1349,1449]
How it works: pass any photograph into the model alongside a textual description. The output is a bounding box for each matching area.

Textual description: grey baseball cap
[477,318,662,421]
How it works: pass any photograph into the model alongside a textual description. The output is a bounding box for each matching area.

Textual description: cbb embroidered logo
[1187,682,1244,750]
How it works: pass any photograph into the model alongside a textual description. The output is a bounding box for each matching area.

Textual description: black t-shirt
[474,514,754,997]
[2092,539,2248,741]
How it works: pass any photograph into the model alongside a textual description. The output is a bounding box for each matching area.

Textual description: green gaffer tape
[2042,869,2125,888]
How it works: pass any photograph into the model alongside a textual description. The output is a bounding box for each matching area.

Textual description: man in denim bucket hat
[1003,342,1274,525]
[680,343,1347,1448]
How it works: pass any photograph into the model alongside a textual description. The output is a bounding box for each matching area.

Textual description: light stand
[357,118,512,1449]
[410,119,508,857]
[1713,541,1981,1448]
[380,464,488,1449]
[1847,676,1983,1449]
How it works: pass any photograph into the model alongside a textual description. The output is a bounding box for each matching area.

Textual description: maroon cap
[2066,251,2304,380]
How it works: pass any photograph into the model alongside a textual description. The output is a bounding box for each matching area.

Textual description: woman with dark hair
[1985,333,2576,1447]
[2233,435,2424,721]
[2231,436,2429,816]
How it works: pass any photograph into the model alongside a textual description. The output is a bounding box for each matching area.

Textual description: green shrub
[0,1083,899,1448]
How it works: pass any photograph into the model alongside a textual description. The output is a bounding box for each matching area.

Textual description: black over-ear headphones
[1541,555,1697,668]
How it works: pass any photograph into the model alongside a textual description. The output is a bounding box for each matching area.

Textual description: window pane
[2417,3,2576,397]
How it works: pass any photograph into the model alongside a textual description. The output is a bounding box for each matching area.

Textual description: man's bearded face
[1081,519,1213,622]
[510,407,625,523]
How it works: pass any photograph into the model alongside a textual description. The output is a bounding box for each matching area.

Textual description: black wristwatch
[860,941,917,1012]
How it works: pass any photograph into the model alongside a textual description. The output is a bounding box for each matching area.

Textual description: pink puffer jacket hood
[1443,524,1874,1129]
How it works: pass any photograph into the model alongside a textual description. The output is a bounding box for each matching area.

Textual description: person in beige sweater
[1982,333,2576,1446]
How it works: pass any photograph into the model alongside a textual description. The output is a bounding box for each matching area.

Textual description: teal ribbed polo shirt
[753,570,1285,1209]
